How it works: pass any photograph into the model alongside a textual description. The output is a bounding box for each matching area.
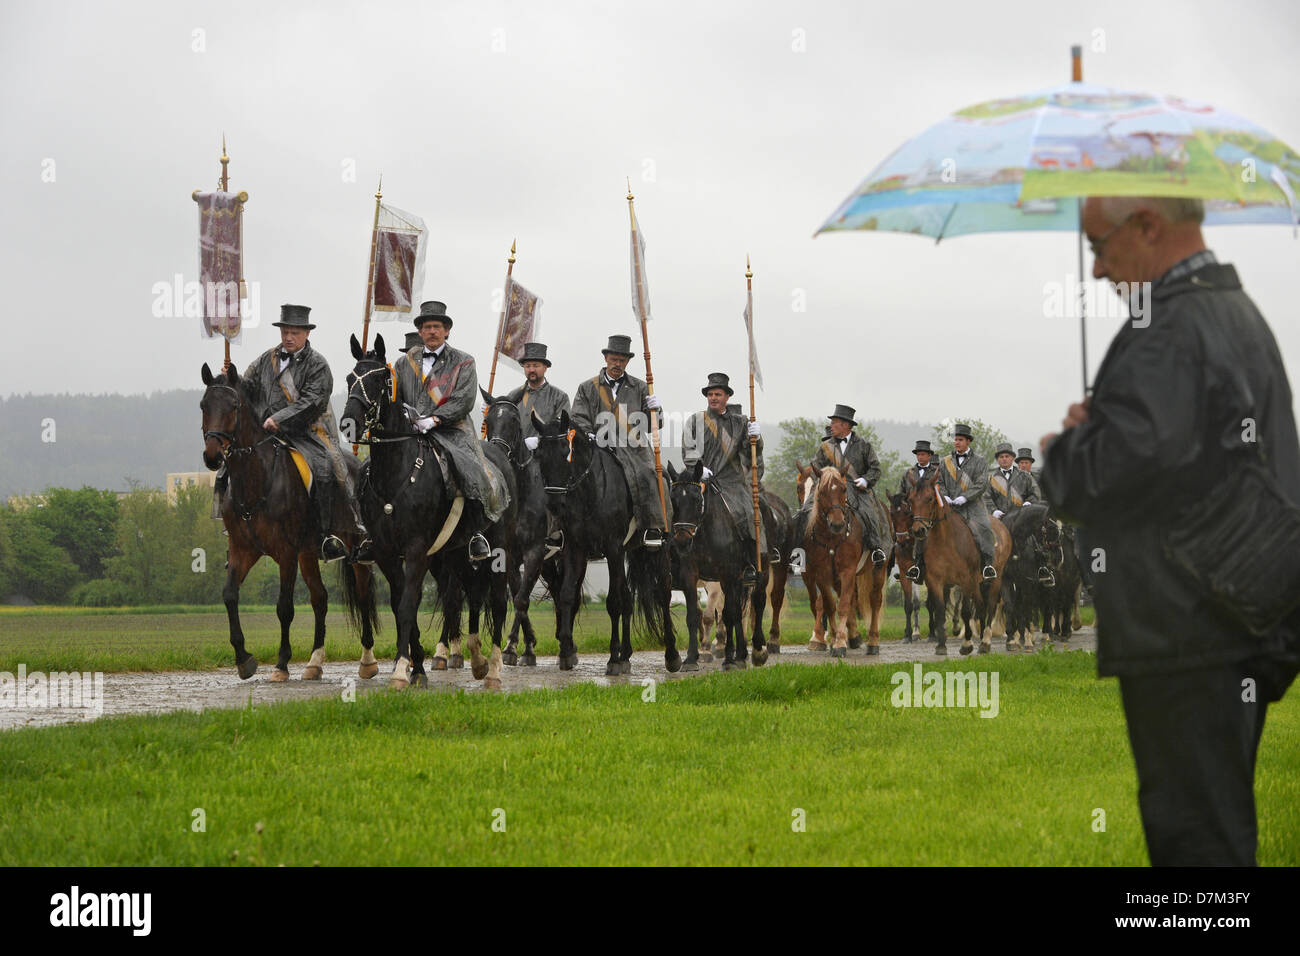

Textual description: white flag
[629,206,652,323]
[369,203,428,325]
[744,296,764,390]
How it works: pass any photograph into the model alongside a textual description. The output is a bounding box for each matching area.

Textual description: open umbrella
[815,47,1300,391]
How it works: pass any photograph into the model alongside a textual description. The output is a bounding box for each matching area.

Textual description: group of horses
[198,341,1082,691]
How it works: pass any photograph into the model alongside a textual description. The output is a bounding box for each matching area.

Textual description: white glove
[953,495,967,506]
[747,421,761,438]
[414,416,436,433]
[943,495,954,505]
[854,477,868,490]
[524,436,539,451]
[1021,500,1031,507]
[701,467,714,480]
[993,509,1005,519]
[645,394,662,411]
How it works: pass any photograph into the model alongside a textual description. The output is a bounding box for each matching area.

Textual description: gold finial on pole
[219,134,229,192]
[376,173,383,201]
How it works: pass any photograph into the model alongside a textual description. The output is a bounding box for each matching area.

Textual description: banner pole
[482,239,516,438]
[360,175,383,353]
[628,181,669,532]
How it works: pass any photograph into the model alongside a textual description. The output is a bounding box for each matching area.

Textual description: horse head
[810,465,850,536]
[794,460,815,506]
[200,361,249,469]
[481,387,525,464]
[908,468,944,540]
[533,409,586,495]
[889,490,914,541]
[342,332,396,441]
[667,459,706,547]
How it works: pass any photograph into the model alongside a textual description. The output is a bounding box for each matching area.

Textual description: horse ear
[691,460,703,482]
[350,333,363,361]
[531,409,546,433]
[227,364,240,384]
[479,386,495,407]
[201,363,213,386]
[558,409,570,431]
[666,461,679,483]
[373,333,386,361]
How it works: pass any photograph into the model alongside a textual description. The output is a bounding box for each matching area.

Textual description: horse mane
[809,469,842,528]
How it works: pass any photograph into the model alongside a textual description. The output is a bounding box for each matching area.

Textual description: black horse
[340,334,518,690]
[200,363,379,682]
[997,503,1052,651]
[480,389,562,667]
[1040,517,1083,642]
[532,409,681,675]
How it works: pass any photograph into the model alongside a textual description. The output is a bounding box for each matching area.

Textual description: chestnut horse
[906,468,1010,655]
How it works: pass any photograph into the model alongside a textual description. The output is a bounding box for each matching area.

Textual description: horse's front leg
[679,563,702,672]
[808,570,830,652]
[352,563,380,679]
[749,567,768,665]
[224,549,258,679]
[270,553,298,681]
[299,551,329,680]
[604,550,628,676]
[391,547,426,688]
[767,564,787,654]
[831,559,855,658]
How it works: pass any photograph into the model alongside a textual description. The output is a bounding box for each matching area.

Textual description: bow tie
[277,350,292,361]
[422,351,440,360]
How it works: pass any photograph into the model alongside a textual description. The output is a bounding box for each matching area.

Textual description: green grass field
[0,651,1295,866]
[0,598,1096,674]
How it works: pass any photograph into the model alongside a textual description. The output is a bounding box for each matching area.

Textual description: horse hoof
[960,644,974,656]
[502,651,518,667]
[433,657,448,671]
[866,644,880,656]
[412,673,429,689]
[236,657,258,680]
[389,675,409,690]
[934,644,948,656]
[664,650,682,674]
[559,653,579,671]
[472,659,489,680]
[682,658,700,672]
[808,641,828,653]
[830,647,847,659]
[302,666,323,681]
[620,659,633,675]
[722,660,737,671]
[903,635,914,644]
[734,659,748,670]
[605,661,622,676]
[449,654,464,670]
[698,651,714,663]
[752,648,768,667]
[269,668,290,683]
[483,676,502,692]
[979,642,991,655]
[848,636,862,649]
[358,662,379,680]
[768,641,781,654]
[521,652,537,667]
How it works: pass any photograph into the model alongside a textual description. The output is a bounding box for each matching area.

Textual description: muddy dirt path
[0,628,1096,731]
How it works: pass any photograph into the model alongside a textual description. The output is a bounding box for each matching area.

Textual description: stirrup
[321,535,348,563]
[544,529,564,559]
[469,533,491,561]
[982,564,997,580]
[769,547,781,565]
[870,548,887,567]
[905,565,921,582]
[350,537,376,565]
[642,529,664,549]
[742,565,759,589]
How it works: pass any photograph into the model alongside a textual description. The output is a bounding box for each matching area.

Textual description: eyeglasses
[1087,212,1138,259]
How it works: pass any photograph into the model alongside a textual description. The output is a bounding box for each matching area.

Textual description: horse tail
[337,562,380,635]
[627,547,670,647]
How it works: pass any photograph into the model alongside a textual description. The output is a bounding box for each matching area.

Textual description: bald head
[1083,196,1208,289]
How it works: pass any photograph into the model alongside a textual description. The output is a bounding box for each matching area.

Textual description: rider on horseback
[395,300,509,561]
[987,441,1040,529]
[681,371,778,590]
[510,342,571,551]
[797,404,889,567]
[900,438,939,582]
[939,423,998,580]
[570,333,667,549]
[228,303,373,564]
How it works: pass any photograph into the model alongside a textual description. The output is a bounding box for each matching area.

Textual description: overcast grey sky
[2,0,1297,447]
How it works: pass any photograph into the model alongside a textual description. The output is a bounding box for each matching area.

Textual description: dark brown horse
[889,491,930,643]
[906,469,1010,655]
[200,363,379,682]
[799,465,863,657]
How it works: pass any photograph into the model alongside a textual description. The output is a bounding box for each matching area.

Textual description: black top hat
[404,331,423,351]
[828,404,858,425]
[913,439,933,455]
[415,300,453,330]
[701,372,734,397]
[994,442,1015,457]
[953,423,974,440]
[1016,447,1035,464]
[601,334,635,358]
[273,303,315,330]
[520,342,551,367]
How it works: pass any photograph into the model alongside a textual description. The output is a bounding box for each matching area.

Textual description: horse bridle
[538,430,593,494]
[483,398,531,467]
[203,384,277,459]
[670,477,708,537]
[909,484,948,538]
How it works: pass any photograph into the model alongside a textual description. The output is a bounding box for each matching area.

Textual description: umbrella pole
[1078,197,1089,397]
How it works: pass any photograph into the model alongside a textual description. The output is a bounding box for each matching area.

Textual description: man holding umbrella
[1042,195,1300,866]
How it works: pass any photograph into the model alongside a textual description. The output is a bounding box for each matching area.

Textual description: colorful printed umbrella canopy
[816,81,1300,241]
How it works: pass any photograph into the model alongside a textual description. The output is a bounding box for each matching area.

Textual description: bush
[71,578,137,607]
